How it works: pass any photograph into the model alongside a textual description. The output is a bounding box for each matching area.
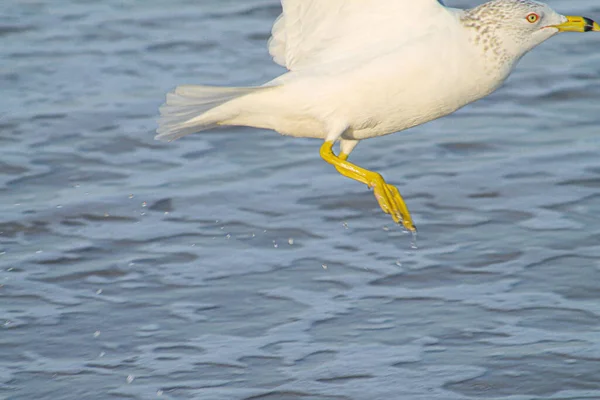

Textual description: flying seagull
[156,0,598,232]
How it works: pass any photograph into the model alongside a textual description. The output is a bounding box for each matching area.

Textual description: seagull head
[463,0,599,60]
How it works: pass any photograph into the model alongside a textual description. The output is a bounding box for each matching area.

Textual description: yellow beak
[552,16,600,32]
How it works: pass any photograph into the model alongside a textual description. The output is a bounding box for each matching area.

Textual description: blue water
[2,1,600,399]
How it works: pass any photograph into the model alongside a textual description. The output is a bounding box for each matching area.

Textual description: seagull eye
[526,13,540,23]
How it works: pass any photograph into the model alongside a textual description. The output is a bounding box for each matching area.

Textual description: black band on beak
[583,17,595,32]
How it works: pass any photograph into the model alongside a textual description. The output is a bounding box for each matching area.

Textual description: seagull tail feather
[155,85,268,142]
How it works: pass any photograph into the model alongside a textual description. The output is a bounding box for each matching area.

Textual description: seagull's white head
[462,0,599,61]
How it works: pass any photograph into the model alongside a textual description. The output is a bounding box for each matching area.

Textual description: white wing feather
[268,0,448,71]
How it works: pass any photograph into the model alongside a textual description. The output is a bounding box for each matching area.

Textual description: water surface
[2,1,600,399]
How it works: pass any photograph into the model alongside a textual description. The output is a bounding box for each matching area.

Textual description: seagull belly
[329,35,510,140]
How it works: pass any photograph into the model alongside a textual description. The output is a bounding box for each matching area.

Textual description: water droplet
[129,194,134,199]
[126,375,135,384]
[104,213,110,217]
[56,205,62,209]
[382,225,390,231]
[93,331,101,338]
[225,234,231,239]
[157,390,164,396]
[35,250,43,254]
[410,230,418,250]
[141,202,147,208]
[129,262,135,267]
[6,267,13,272]
[322,264,328,270]
[96,289,103,295]
[342,222,349,229]
[288,238,294,245]
[395,261,402,267]
[99,351,105,357]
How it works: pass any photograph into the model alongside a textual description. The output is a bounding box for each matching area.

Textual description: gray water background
[2,0,600,399]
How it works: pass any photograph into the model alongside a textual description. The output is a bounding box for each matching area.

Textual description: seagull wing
[268,0,448,71]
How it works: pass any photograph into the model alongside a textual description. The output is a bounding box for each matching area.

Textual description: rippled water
[3,1,600,399]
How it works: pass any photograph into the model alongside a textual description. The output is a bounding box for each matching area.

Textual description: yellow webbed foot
[364,172,416,232]
[321,141,416,232]
[379,181,416,232]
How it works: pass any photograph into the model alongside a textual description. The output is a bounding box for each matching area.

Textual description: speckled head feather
[464,0,547,23]
[461,0,565,63]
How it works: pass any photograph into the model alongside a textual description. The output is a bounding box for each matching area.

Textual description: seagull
[156,0,598,232]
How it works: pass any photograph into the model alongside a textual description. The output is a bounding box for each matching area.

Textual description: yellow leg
[320,141,416,232]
